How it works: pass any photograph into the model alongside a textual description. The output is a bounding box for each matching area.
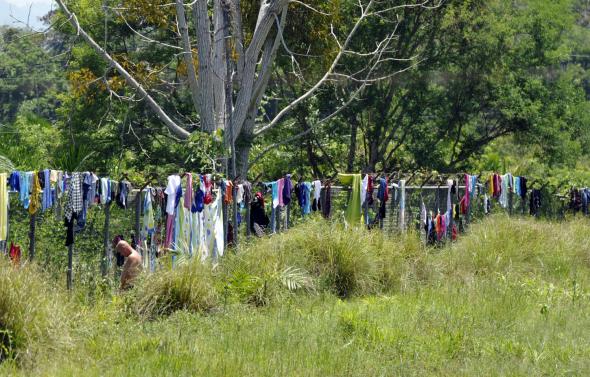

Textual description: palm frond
[279,266,315,292]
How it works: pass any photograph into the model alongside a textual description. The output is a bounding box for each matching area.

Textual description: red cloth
[203,175,213,205]
[452,224,457,241]
[9,242,21,265]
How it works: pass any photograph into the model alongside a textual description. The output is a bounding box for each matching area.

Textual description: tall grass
[4,214,590,375]
[0,260,70,367]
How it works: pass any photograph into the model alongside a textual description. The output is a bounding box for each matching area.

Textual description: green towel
[338,173,363,225]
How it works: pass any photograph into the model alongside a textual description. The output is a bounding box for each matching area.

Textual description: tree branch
[55,0,191,139]
[175,0,201,116]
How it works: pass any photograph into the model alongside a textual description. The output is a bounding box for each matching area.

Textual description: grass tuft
[132,261,218,319]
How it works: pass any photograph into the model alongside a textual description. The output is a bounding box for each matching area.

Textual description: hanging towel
[184,173,193,210]
[338,174,363,225]
[28,171,42,215]
[143,189,155,236]
[277,178,285,207]
[361,175,369,206]
[283,175,293,206]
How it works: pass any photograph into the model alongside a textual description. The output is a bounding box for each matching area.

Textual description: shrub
[269,218,381,298]
[132,260,218,319]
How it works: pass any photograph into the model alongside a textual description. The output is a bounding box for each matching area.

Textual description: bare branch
[289,0,331,16]
[254,0,375,136]
[114,8,183,50]
[55,0,191,139]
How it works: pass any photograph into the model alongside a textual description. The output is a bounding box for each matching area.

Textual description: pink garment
[464,174,470,209]
[164,214,175,248]
[277,178,285,207]
[184,173,193,209]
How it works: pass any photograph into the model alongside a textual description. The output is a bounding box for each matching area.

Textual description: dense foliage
[0,0,588,186]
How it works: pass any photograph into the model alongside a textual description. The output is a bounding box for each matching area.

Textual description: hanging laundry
[8,171,19,192]
[570,188,582,214]
[9,242,21,265]
[321,181,332,219]
[0,173,8,242]
[64,172,84,246]
[193,187,205,213]
[277,178,285,207]
[143,189,155,236]
[236,184,245,205]
[203,190,224,259]
[99,178,109,204]
[19,172,31,209]
[420,201,427,230]
[367,175,374,206]
[582,188,590,216]
[361,175,369,207]
[338,174,363,225]
[184,173,193,210]
[529,189,542,216]
[250,192,270,234]
[283,175,293,206]
[203,174,213,205]
[302,182,311,215]
[462,174,471,211]
[174,196,192,255]
[311,180,322,211]
[499,173,510,208]
[165,175,181,216]
[117,179,131,209]
[519,177,527,200]
[376,177,389,220]
[224,179,233,204]
[268,181,279,209]
[28,171,42,215]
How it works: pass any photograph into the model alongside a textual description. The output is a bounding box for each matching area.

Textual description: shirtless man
[114,239,142,290]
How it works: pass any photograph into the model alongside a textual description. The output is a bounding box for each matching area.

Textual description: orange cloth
[224,181,233,204]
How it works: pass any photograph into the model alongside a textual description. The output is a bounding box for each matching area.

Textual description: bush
[132,260,219,319]
[0,259,70,367]
[236,218,382,298]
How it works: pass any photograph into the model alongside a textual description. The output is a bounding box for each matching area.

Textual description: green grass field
[1,215,590,376]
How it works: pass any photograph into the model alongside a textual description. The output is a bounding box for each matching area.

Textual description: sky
[0,0,54,29]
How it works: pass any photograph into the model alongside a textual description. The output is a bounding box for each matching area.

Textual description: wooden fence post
[67,242,73,290]
[285,204,290,230]
[101,203,111,277]
[134,190,142,257]
[28,213,36,261]
[245,201,251,238]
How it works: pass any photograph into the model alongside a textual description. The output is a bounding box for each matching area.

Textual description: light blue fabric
[19,171,31,209]
[303,182,312,215]
[42,169,53,211]
[514,176,521,197]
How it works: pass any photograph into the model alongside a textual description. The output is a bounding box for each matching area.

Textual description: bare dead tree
[54,0,442,177]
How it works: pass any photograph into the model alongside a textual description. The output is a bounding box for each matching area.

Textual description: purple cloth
[283,175,293,206]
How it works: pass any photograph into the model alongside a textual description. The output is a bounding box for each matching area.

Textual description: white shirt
[312,180,321,201]
[165,175,181,215]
